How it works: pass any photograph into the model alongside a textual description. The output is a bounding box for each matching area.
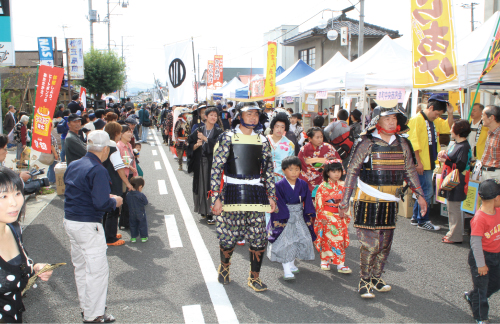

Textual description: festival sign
[461,180,481,214]
[0,0,14,65]
[32,65,64,153]
[207,60,214,90]
[315,91,328,99]
[67,38,84,80]
[213,55,223,89]
[165,40,195,105]
[480,22,500,79]
[264,41,277,101]
[250,78,265,98]
[411,0,457,88]
[37,37,54,66]
[376,88,406,103]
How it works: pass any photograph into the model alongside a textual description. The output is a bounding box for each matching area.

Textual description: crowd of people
[0,94,499,323]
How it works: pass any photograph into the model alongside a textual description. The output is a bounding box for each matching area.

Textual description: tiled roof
[283,14,401,45]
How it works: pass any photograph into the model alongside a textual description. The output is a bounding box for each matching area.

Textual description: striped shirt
[481,126,500,168]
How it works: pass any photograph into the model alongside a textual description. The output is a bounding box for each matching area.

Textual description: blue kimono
[267,135,295,182]
[268,178,316,243]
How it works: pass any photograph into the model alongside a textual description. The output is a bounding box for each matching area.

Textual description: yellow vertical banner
[264,41,277,101]
[411,0,457,88]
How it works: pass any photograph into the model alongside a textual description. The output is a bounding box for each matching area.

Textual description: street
[21,128,499,323]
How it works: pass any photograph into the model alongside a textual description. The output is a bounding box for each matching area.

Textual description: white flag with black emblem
[165,40,195,105]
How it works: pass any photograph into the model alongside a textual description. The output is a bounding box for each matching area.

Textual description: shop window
[299,48,315,69]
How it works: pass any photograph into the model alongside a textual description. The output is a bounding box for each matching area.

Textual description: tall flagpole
[191,37,198,103]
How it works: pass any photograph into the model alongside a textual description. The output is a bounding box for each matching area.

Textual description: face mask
[187,115,193,122]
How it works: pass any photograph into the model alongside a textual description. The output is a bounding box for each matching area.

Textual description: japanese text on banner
[376,88,406,103]
[207,60,214,90]
[33,65,64,153]
[213,55,223,89]
[480,23,500,79]
[264,42,277,101]
[411,0,457,88]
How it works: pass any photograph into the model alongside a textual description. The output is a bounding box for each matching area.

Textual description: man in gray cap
[64,114,87,165]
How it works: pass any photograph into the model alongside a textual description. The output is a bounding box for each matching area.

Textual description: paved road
[22,128,499,323]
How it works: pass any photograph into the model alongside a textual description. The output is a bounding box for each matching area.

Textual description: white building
[263,25,299,71]
[485,0,500,20]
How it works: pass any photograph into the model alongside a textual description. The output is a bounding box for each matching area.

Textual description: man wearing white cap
[63,130,123,323]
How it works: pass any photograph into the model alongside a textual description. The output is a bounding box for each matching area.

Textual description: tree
[76,49,126,100]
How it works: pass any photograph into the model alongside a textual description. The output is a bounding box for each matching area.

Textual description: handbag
[440,164,460,191]
[38,152,55,165]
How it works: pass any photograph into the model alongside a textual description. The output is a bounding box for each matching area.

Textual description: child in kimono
[314,159,351,273]
[267,156,316,280]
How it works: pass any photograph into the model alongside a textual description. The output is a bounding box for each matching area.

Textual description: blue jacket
[126,190,148,219]
[64,152,117,222]
[57,116,69,139]
[138,108,150,124]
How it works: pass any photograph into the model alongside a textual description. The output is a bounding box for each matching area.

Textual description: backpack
[57,119,68,134]
[7,128,16,144]
[330,128,354,160]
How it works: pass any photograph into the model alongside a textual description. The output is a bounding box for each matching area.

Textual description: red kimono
[298,142,340,195]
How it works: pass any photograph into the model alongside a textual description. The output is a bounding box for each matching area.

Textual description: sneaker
[464,291,473,313]
[116,234,122,239]
[141,237,148,243]
[130,238,136,243]
[358,278,375,298]
[107,240,125,246]
[418,221,441,231]
[83,313,116,323]
[371,276,391,292]
[410,219,418,226]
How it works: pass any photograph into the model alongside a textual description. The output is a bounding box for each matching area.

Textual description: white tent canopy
[277,52,349,97]
[214,77,245,98]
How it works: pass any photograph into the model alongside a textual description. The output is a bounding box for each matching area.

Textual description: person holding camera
[63,130,123,323]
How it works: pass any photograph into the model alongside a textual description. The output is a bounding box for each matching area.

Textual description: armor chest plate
[226,134,263,177]
[360,141,406,186]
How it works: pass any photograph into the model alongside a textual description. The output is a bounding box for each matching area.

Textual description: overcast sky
[12,0,486,89]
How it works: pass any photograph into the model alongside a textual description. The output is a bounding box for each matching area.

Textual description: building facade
[263,25,299,71]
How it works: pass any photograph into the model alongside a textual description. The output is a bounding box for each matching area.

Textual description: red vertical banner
[213,55,223,89]
[79,87,87,110]
[207,60,214,90]
[33,65,65,153]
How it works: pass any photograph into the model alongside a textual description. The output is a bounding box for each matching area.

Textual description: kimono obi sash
[359,142,405,186]
[225,133,262,178]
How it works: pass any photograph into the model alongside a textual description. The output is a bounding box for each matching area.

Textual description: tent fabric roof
[283,14,401,46]
[213,77,246,98]
[276,59,315,86]
[276,66,285,77]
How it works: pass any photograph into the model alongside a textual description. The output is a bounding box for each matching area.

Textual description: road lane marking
[154,161,161,170]
[152,150,158,156]
[164,214,182,248]
[152,130,238,324]
[158,180,168,195]
[150,142,155,146]
[182,305,205,324]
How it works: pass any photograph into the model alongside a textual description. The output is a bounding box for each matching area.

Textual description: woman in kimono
[187,107,223,225]
[267,112,295,182]
[267,156,316,280]
[298,127,340,199]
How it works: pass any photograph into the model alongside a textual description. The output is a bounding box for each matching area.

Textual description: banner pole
[191,37,198,103]
[27,64,40,170]
[468,16,500,120]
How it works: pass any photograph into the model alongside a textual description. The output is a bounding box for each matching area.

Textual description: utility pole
[107,0,111,52]
[89,0,94,48]
[358,0,365,58]
[461,2,479,31]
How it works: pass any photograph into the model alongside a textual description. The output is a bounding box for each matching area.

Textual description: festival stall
[275,59,315,86]
[213,77,245,99]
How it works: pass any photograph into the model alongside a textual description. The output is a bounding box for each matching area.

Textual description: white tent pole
[411,88,418,117]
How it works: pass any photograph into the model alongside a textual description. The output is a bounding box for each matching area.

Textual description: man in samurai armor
[174,108,191,171]
[210,101,277,292]
[339,99,427,299]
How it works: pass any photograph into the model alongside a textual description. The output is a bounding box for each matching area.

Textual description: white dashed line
[154,161,161,170]
[182,305,205,324]
[164,214,183,248]
[158,180,168,194]
[152,150,157,156]
[152,130,238,324]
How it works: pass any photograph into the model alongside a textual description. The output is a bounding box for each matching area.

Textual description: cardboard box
[398,187,415,219]
[54,162,67,196]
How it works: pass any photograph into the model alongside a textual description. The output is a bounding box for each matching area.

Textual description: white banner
[165,40,195,105]
[67,38,84,80]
